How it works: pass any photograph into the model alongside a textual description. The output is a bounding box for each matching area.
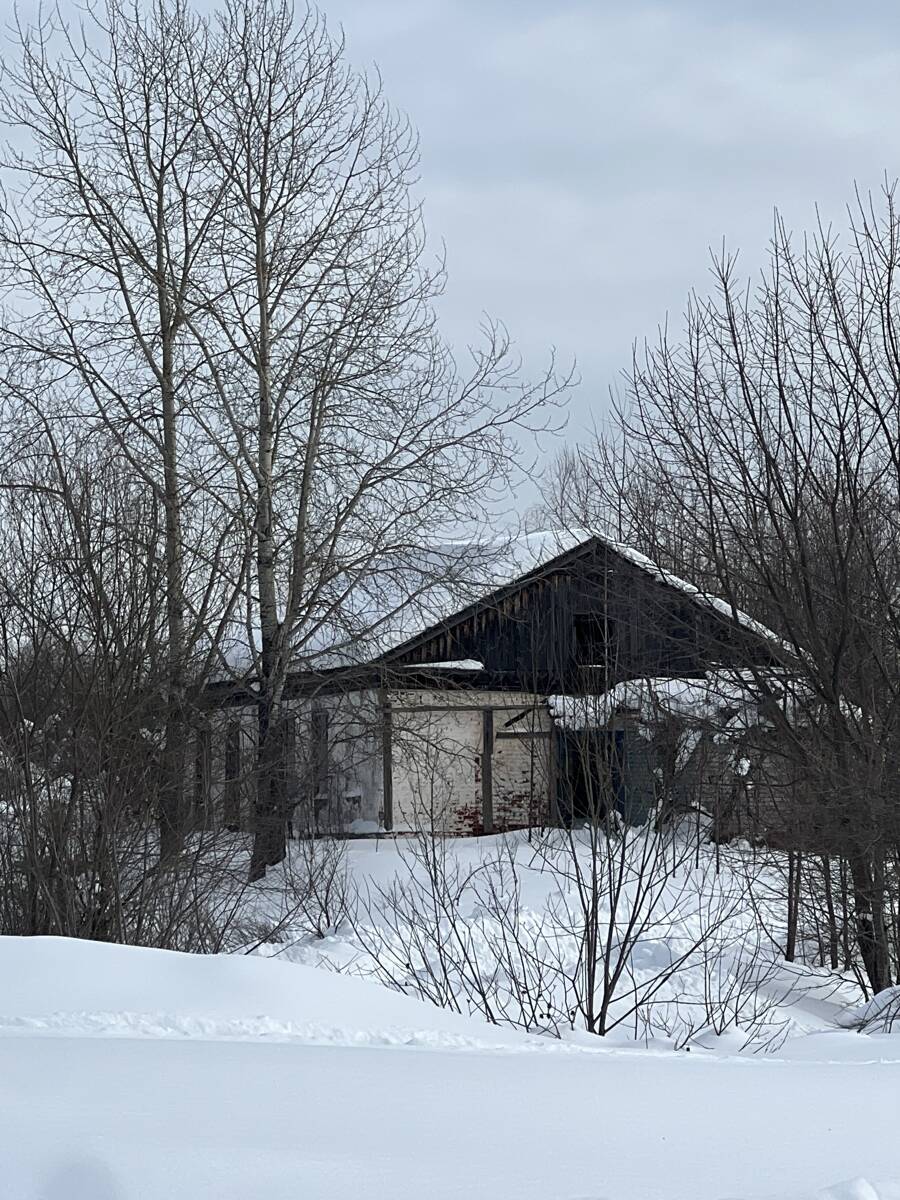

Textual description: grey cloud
[322,0,900,461]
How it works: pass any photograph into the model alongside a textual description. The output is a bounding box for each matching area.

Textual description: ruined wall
[199,686,554,837]
[387,689,552,835]
[492,719,551,831]
[664,730,810,849]
[198,689,385,833]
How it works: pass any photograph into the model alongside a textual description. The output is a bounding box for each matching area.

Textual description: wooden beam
[381,694,394,832]
[548,729,559,827]
[482,708,494,834]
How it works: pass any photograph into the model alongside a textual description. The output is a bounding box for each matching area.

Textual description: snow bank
[0,934,534,1049]
[0,933,898,1199]
[836,986,900,1032]
[261,833,868,1056]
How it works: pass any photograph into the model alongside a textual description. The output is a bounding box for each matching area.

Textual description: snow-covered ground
[253,829,866,1051]
[2,833,900,1200]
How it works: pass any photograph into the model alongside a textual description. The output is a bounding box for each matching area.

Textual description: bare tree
[351,808,755,1042]
[0,0,247,856]
[542,185,900,993]
[175,0,567,877]
[0,0,568,888]
[0,417,255,948]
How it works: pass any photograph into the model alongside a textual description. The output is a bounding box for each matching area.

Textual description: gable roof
[212,528,786,693]
[213,530,589,681]
[374,531,786,668]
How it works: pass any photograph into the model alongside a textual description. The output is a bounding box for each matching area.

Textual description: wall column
[481,707,494,834]
[381,691,394,832]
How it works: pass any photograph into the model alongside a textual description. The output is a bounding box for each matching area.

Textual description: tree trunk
[785,850,801,962]
[821,855,839,971]
[248,217,286,881]
[158,280,187,860]
[248,696,281,881]
[849,849,892,994]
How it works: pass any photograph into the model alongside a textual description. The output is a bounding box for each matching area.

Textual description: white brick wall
[387,689,552,835]
[203,686,553,836]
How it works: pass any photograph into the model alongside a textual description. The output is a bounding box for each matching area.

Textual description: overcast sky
[323,0,900,467]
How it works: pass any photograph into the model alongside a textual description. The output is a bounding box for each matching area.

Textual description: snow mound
[0,935,898,1199]
[835,986,900,1032]
[0,1007,590,1054]
[0,934,535,1050]
[816,1182,897,1200]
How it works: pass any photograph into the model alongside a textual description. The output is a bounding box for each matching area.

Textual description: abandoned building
[196,531,794,837]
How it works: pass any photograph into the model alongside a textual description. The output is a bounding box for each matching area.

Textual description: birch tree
[1,0,567,880]
[186,0,565,878]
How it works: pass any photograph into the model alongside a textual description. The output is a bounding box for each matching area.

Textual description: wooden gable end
[379,539,781,692]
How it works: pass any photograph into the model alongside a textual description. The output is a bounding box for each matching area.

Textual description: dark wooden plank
[381,694,394,831]
[495,730,551,740]
[482,707,494,834]
[548,728,559,827]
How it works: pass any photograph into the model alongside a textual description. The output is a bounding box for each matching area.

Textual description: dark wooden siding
[381,542,776,691]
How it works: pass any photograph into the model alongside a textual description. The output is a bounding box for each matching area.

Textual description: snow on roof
[378,529,789,661]
[606,542,787,651]
[548,668,850,734]
[212,532,580,680]
[408,660,484,671]
[481,528,591,583]
[213,527,787,682]
[548,673,757,732]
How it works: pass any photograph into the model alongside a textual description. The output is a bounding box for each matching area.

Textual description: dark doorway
[555,729,626,825]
